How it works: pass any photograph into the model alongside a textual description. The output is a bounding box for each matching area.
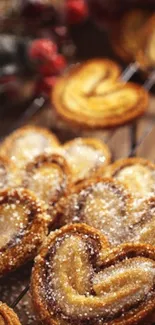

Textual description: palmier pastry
[136,15,155,70]
[56,177,133,245]
[0,302,21,325]
[112,9,152,63]
[63,137,111,183]
[22,154,71,219]
[0,125,60,168]
[103,157,155,197]
[52,59,149,129]
[131,197,155,246]
[0,156,16,190]
[0,188,49,277]
[31,223,155,325]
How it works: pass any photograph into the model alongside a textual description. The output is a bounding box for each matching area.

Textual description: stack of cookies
[1,124,155,325]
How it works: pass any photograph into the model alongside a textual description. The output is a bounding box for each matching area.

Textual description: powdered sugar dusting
[115,164,155,197]
[64,141,106,182]
[1,126,155,324]
[60,181,131,245]
[0,164,7,190]
[93,258,155,317]
[8,132,56,167]
[130,199,155,246]
[24,164,62,207]
[42,232,155,322]
[0,203,29,248]
[82,182,130,245]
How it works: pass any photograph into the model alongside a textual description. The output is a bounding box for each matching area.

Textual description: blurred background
[0,0,155,138]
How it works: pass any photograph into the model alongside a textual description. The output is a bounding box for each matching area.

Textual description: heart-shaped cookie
[49,137,111,184]
[31,223,155,325]
[112,9,152,63]
[0,188,49,277]
[0,156,17,190]
[0,302,21,325]
[21,154,71,221]
[102,157,155,198]
[62,137,111,183]
[56,177,133,245]
[56,175,155,248]
[136,15,155,70]
[131,197,155,246]
[52,59,149,129]
[0,125,60,168]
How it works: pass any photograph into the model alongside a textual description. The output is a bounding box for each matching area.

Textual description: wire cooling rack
[0,66,155,324]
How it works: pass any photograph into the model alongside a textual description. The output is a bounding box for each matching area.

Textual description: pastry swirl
[0,156,16,190]
[112,9,152,63]
[102,157,155,197]
[136,15,155,70]
[0,188,49,277]
[131,197,155,246]
[52,59,149,129]
[31,224,155,325]
[22,154,71,219]
[0,125,60,168]
[63,137,111,183]
[56,177,133,245]
[0,302,21,325]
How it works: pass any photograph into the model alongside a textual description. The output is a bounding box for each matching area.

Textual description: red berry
[36,76,57,96]
[67,0,88,24]
[29,39,57,63]
[39,54,67,76]
[51,54,67,73]
[39,63,53,76]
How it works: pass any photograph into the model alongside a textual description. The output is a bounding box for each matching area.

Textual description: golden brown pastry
[56,177,133,245]
[52,59,149,129]
[0,302,21,325]
[112,9,152,63]
[0,125,60,168]
[136,15,155,70]
[22,154,71,219]
[102,157,155,197]
[131,197,155,246]
[63,137,111,183]
[31,223,155,325]
[0,188,49,277]
[0,156,16,190]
